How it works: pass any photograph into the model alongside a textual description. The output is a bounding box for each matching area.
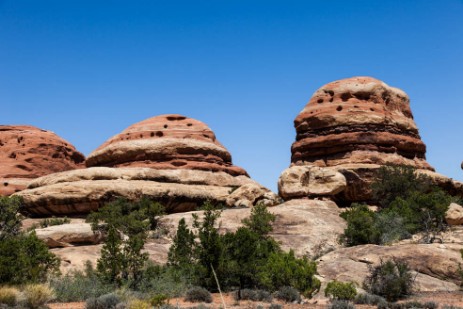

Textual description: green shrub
[353,293,386,305]
[274,286,301,303]
[341,165,453,246]
[128,299,151,309]
[49,261,114,302]
[268,304,283,309]
[328,300,355,309]
[340,204,381,246]
[39,216,71,228]
[325,280,357,301]
[184,286,212,303]
[86,293,120,309]
[259,250,320,297]
[442,306,463,309]
[363,259,413,302]
[150,293,169,307]
[23,284,54,309]
[0,286,19,306]
[0,196,59,285]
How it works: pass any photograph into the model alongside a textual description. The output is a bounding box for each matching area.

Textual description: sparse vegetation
[328,300,355,309]
[274,286,301,303]
[363,258,414,302]
[23,284,54,309]
[0,286,19,307]
[85,292,120,309]
[184,286,212,303]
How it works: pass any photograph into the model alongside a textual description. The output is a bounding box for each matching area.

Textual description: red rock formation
[0,125,85,195]
[18,115,280,216]
[292,77,433,170]
[86,114,248,176]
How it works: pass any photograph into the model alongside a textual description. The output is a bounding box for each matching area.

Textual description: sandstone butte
[16,114,280,216]
[0,125,85,196]
[278,76,463,204]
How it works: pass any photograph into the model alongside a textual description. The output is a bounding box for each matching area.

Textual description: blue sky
[1,1,462,191]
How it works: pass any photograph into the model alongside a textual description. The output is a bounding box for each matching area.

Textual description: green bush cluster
[167,203,321,297]
[325,280,357,301]
[0,196,59,285]
[341,165,454,246]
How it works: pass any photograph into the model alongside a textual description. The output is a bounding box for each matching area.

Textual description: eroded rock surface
[279,77,463,203]
[17,115,279,216]
[446,203,463,226]
[317,244,462,292]
[0,125,84,195]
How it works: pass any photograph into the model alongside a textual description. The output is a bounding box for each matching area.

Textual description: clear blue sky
[1,1,462,191]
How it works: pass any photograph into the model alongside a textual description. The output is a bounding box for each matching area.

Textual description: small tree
[88,197,164,286]
[0,196,59,284]
[168,218,195,268]
[242,203,276,237]
[192,203,224,290]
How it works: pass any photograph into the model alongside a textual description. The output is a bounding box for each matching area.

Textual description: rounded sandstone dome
[291,77,433,170]
[0,125,85,195]
[86,114,248,176]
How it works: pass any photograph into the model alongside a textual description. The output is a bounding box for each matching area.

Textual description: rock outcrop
[17,115,280,216]
[45,199,345,272]
[317,243,462,292]
[279,77,463,203]
[0,125,84,196]
[446,203,463,226]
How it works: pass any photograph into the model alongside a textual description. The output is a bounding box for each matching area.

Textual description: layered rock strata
[0,125,84,195]
[17,115,279,216]
[279,77,463,203]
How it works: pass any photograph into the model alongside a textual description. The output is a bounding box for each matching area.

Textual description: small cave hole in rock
[370,108,375,112]
[3,182,8,187]
[354,91,371,101]
[354,105,359,108]
[164,124,168,129]
[336,106,343,111]
[156,131,163,137]
[329,98,334,102]
[150,132,155,137]
[167,116,186,121]
[341,93,353,102]
[187,123,193,127]
[317,98,323,104]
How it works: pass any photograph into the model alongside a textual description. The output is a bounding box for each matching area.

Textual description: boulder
[317,243,462,292]
[17,115,279,216]
[0,125,84,195]
[278,166,346,200]
[446,203,463,225]
[34,223,103,248]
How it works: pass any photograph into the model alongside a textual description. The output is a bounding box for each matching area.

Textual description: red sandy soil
[48,291,463,309]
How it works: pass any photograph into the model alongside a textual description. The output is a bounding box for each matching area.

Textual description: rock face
[317,243,462,292]
[279,77,463,203]
[0,125,85,196]
[17,115,280,216]
[85,114,247,177]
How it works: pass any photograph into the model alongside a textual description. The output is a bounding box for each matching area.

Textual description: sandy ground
[47,291,463,309]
